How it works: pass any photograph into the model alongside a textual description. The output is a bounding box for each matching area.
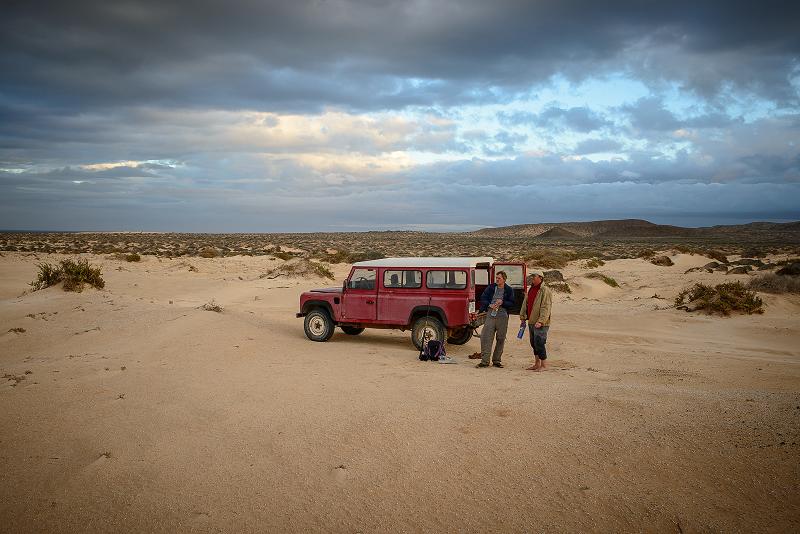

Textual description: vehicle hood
[308,287,342,294]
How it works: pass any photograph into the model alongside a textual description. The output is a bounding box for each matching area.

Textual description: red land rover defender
[296,257,527,349]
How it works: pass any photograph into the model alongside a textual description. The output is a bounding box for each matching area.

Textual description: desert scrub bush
[30,259,105,292]
[524,248,576,269]
[199,247,219,258]
[748,274,800,294]
[547,281,572,293]
[585,258,604,269]
[349,250,385,262]
[309,261,335,280]
[262,258,335,280]
[706,249,729,264]
[315,249,385,264]
[741,247,767,258]
[586,272,619,288]
[125,253,141,262]
[60,258,105,291]
[650,255,674,266]
[201,300,223,312]
[30,262,62,290]
[675,282,763,315]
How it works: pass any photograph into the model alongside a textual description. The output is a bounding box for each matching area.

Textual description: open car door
[490,263,527,314]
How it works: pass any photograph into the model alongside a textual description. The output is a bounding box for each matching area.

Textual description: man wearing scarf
[519,270,553,371]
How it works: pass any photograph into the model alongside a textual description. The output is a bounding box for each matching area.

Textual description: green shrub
[30,259,105,292]
[748,273,800,294]
[586,272,619,287]
[675,282,763,315]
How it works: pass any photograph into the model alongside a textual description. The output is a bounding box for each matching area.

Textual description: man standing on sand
[519,270,552,371]
[477,271,514,368]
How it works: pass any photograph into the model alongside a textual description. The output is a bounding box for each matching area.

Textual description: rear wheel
[411,316,444,351]
[447,326,473,345]
[340,326,365,335]
[304,309,334,342]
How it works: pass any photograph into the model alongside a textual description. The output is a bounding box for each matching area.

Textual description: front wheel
[411,316,444,351]
[447,326,473,345]
[340,326,365,335]
[304,309,334,342]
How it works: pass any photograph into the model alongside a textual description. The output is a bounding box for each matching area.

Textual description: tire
[340,326,365,335]
[304,309,335,342]
[411,316,445,351]
[447,326,473,345]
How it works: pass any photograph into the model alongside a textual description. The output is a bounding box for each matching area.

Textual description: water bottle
[517,324,526,339]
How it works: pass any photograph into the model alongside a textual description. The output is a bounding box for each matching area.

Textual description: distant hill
[534,227,581,239]
[471,219,800,240]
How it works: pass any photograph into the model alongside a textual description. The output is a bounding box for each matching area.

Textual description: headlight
[468,301,475,313]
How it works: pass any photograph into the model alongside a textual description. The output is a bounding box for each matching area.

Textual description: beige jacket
[519,283,552,326]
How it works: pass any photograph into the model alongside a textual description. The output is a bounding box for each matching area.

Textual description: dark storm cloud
[2,0,799,116]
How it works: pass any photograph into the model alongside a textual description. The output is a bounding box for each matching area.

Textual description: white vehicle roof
[352,256,494,268]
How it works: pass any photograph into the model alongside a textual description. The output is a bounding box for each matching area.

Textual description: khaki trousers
[480,312,508,365]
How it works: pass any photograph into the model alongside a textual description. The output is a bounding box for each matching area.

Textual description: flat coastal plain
[1,249,799,532]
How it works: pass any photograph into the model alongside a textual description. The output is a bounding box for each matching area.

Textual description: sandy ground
[1,252,799,533]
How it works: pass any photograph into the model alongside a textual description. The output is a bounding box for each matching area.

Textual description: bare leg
[526,356,540,371]
[533,359,547,372]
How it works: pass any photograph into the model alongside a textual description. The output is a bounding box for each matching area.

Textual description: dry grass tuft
[676,282,764,315]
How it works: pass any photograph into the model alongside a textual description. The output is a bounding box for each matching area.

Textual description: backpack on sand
[419,339,445,361]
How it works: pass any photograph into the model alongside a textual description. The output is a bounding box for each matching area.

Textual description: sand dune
[1,252,799,532]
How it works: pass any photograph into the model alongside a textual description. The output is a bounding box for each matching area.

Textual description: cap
[529,269,544,278]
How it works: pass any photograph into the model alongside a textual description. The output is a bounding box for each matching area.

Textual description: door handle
[366,299,375,304]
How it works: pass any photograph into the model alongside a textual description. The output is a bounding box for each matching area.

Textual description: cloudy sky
[1,0,799,231]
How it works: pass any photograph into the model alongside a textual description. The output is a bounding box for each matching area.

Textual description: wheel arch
[408,305,447,327]
[302,300,335,320]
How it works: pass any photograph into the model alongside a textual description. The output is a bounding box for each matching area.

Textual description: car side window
[348,268,376,290]
[383,270,421,288]
[426,270,467,289]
